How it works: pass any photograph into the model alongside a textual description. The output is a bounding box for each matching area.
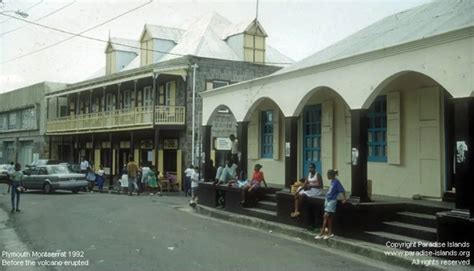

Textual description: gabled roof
[159,12,291,64]
[160,12,240,62]
[276,0,474,75]
[140,24,185,43]
[104,37,139,54]
[222,18,268,39]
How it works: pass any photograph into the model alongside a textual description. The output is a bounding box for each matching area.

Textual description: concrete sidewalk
[192,204,472,271]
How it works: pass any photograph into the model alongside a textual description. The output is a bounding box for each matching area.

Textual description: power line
[0,0,158,64]
[0,1,292,66]
[0,0,76,36]
[0,0,43,24]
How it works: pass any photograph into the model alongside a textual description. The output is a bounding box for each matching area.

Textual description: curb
[194,205,450,271]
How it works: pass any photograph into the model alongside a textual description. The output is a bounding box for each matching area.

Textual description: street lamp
[0,10,29,18]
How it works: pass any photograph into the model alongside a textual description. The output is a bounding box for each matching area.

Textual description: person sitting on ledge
[315,169,347,240]
[290,163,323,218]
[217,160,237,185]
[241,164,267,205]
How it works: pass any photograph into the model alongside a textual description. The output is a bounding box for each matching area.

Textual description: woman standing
[290,163,323,217]
[10,163,24,213]
[96,165,105,193]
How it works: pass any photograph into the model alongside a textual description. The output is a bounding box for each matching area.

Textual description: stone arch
[292,86,350,117]
[205,104,237,126]
[243,96,284,122]
[362,70,454,109]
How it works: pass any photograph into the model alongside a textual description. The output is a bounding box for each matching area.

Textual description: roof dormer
[139,24,185,66]
[105,37,139,75]
[224,19,268,64]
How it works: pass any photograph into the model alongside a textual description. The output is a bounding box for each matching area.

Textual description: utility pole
[191,63,199,165]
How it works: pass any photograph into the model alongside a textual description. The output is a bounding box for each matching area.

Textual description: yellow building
[201,0,473,210]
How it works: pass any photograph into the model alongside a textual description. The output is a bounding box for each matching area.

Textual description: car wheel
[43,183,52,194]
[72,189,79,194]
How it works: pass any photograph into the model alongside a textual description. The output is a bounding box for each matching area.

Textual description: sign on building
[215,138,232,150]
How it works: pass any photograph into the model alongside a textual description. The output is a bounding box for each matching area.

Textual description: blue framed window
[368,96,387,162]
[261,110,273,158]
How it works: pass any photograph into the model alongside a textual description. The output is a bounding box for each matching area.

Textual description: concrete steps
[382,221,437,241]
[396,211,437,228]
[256,200,277,212]
[243,208,278,222]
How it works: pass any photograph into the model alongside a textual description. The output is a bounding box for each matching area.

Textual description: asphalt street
[0,185,397,271]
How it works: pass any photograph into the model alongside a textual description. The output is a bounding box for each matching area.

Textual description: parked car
[27,159,60,168]
[23,165,88,194]
[59,163,81,173]
[0,164,9,175]
[0,173,9,184]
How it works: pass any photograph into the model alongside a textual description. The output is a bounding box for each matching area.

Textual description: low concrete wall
[197,182,217,208]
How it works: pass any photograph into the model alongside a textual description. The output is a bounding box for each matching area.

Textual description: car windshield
[48,165,71,175]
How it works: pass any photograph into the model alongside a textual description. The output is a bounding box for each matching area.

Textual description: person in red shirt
[241,164,267,205]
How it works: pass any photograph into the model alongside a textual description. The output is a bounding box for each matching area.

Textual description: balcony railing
[47,105,185,133]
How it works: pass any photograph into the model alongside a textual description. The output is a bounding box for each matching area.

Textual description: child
[147,168,161,196]
[10,163,24,213]
[315,169,346,240]
[189,166,200,207]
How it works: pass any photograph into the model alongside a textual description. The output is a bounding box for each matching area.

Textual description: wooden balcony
[46,106,185,134]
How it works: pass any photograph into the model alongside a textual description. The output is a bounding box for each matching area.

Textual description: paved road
[0,186,396,271]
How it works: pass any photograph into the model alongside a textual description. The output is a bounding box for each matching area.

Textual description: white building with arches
[201,0,473,212]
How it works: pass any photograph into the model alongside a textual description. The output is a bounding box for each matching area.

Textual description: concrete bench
[197,182,217,208]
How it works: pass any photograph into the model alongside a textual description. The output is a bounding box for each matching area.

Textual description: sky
[0,0,432,93]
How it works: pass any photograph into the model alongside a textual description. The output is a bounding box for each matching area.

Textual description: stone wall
[182,56,282,167]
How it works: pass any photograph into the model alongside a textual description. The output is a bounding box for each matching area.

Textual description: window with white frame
[123,90,132,110]
[143,86,153,107]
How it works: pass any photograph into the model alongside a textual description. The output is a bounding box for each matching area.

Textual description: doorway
[303,105,322,175]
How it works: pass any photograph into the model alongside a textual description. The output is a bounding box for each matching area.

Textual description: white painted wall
[297,89,351,190]
[246,100,285,186]
[202,35,473,124]
[366,74,445,199]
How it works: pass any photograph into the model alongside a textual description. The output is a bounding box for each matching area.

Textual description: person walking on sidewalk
[127,156,138,196]
[184,165,194,197]
[86,166,96,193]
[80,156,89,174]
[315,169,347,240]
[189,166,201,207]
[96,165,105,193]
[6,161,15,194]
[10,163,24,213]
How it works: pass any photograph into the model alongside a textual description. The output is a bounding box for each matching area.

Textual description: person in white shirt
[189,166,201,206]
[96,165,106,193]
[80,157,89,173]
[184,165,194,197]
